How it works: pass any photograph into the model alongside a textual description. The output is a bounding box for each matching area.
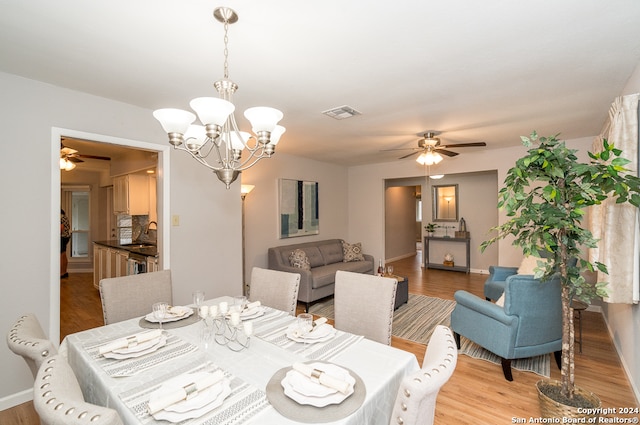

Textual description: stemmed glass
[152,302,168,330]
[193,291,205,309]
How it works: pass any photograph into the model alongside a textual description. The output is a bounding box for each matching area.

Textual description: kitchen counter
[93,240,158,257]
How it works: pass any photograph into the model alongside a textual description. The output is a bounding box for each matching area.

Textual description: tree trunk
[559,240,575,399]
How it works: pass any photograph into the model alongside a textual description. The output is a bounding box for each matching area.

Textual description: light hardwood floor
[2,254,637,424]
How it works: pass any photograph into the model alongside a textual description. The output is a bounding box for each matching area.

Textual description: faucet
[145,221,157,234]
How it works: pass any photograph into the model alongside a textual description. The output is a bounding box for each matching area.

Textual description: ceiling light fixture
[153,7,285,189]
[415,150,443,165]
[59,158,76,171]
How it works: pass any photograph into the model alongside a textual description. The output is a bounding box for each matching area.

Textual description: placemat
[139,313,200,329]
[265,362,366,423]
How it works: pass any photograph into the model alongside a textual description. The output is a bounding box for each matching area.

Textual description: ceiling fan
[60,143,110,170]
[384,131,486,164]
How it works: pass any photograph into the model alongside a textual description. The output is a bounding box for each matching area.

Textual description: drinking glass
[297,313,313,353]
[386,265,394,276]
[233,295,247,313]
[193,291,205,308]
[152,302,168,330]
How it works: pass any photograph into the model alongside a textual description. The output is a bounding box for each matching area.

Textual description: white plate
[145,306,194,323]
[286,324,336,343]
[111,336,163,354]
[151,380,231,422]
[281,364,355,407]
[148,372,228,413]
[103,335,166,359]
[240,306,265,319]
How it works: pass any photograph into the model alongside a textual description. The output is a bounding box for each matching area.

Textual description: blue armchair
[450,273,562,380]
[483,265,518,301]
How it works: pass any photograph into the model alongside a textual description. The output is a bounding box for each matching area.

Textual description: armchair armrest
[453,290,516,326]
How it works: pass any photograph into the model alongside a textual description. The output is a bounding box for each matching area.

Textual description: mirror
[432,184,458,221]
[279,179,319,238]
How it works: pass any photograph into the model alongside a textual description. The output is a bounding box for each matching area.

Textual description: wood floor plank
[2,254,637,424]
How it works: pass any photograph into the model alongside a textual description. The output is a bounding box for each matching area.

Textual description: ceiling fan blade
[67,156,84,163]
[60,147,78,155]
[399,151,420,159]
[380,147,420,152]
[439,142,486,148]
[435,149,459,157]
[77,154,111,161]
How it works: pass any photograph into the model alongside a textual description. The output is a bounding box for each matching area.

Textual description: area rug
[309,293,549,377]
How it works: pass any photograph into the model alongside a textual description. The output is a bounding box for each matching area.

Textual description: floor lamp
[241,184,255,296]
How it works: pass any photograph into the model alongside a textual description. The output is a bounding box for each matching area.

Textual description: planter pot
[536,380,601,420]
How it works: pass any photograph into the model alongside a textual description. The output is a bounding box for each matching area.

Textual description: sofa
[268,239,374,311]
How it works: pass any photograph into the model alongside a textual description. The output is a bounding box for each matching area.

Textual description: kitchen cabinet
[146,256,158,273]
[93,243,129,289]
[113,174,150,215]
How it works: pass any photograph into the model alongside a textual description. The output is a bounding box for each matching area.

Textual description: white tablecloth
[60,297,419,425]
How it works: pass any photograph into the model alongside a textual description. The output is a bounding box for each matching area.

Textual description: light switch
[172,215,180,226]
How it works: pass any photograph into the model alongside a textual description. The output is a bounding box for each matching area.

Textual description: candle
[243,321,253,336]
[219,301,228,314]
[199,305,209,319]
[230,311,240,326]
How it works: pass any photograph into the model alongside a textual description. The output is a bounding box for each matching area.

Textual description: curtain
[589,93,640,304]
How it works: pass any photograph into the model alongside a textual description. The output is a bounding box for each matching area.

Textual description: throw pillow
[289,249,311,270]
[517,255,548,275]
[341,240,365,262]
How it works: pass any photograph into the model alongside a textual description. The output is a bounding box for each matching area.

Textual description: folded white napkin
[147,370,225,414]
[99,329,163,355]
[313,317,328,327]
[292,363,351,395]
[245,301,261,310]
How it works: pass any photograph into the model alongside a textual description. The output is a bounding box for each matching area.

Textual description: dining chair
[389,325,458,425]
[248,267,300,316]
[334,270,397,345]
[99,270,173,325]
[7,314,57,378]
[34,354,124,425]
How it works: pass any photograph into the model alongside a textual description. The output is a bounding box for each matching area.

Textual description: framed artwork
[279,179,319,238]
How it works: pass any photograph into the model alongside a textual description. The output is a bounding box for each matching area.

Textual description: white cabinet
[113,174,150,215]
[146,256,158,273]
[93,243,130,289]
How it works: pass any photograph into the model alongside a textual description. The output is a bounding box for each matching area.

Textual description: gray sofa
[268,239,374,311]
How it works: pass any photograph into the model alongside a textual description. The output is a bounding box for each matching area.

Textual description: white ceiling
[3,0,640,166]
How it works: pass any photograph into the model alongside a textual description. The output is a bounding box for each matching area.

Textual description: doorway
[50,127,170,343]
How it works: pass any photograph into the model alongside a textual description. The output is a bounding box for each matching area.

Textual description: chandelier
[153,7,285,189]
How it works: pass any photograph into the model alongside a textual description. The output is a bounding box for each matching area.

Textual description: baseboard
[385,252,417,263]
[601,312,640,405]
[470,268,489,275]
[0,388,32,411]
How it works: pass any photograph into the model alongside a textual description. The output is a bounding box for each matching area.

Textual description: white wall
[600,63,640,402]
[0,72,242,408]
[241,153,349,281]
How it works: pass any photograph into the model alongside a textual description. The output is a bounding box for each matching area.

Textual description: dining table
[59,296,420,425]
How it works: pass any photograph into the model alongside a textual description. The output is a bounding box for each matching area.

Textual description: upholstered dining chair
[99,270,173,325]
[389,325,458,425]
[334,270,397,345]
[34,354,124,425]
[7,314,57,378]
[249,267,301,316]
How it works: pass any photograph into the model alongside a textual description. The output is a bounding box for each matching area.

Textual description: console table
[424,236,471,273]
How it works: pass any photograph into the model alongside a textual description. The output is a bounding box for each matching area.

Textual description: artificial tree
[481,131,640,403]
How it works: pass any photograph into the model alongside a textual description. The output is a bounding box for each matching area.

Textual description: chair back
[502,273,562,347]
[7,314,57,378]
[389,325,458,425]
[334,270,397,345]
[99,270,173,325]
[249,267,301,316]
[34,354,124,425]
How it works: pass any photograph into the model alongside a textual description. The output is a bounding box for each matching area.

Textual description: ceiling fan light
[189,97,235,126]
[433,152,443,164]
[60,158,76,171]
[153,108,196,134]
[244,107,283,133]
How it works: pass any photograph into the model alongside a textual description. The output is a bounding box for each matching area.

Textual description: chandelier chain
[223,20,230,79]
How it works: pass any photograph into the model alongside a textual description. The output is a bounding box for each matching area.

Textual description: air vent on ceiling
[322,105,362,120]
